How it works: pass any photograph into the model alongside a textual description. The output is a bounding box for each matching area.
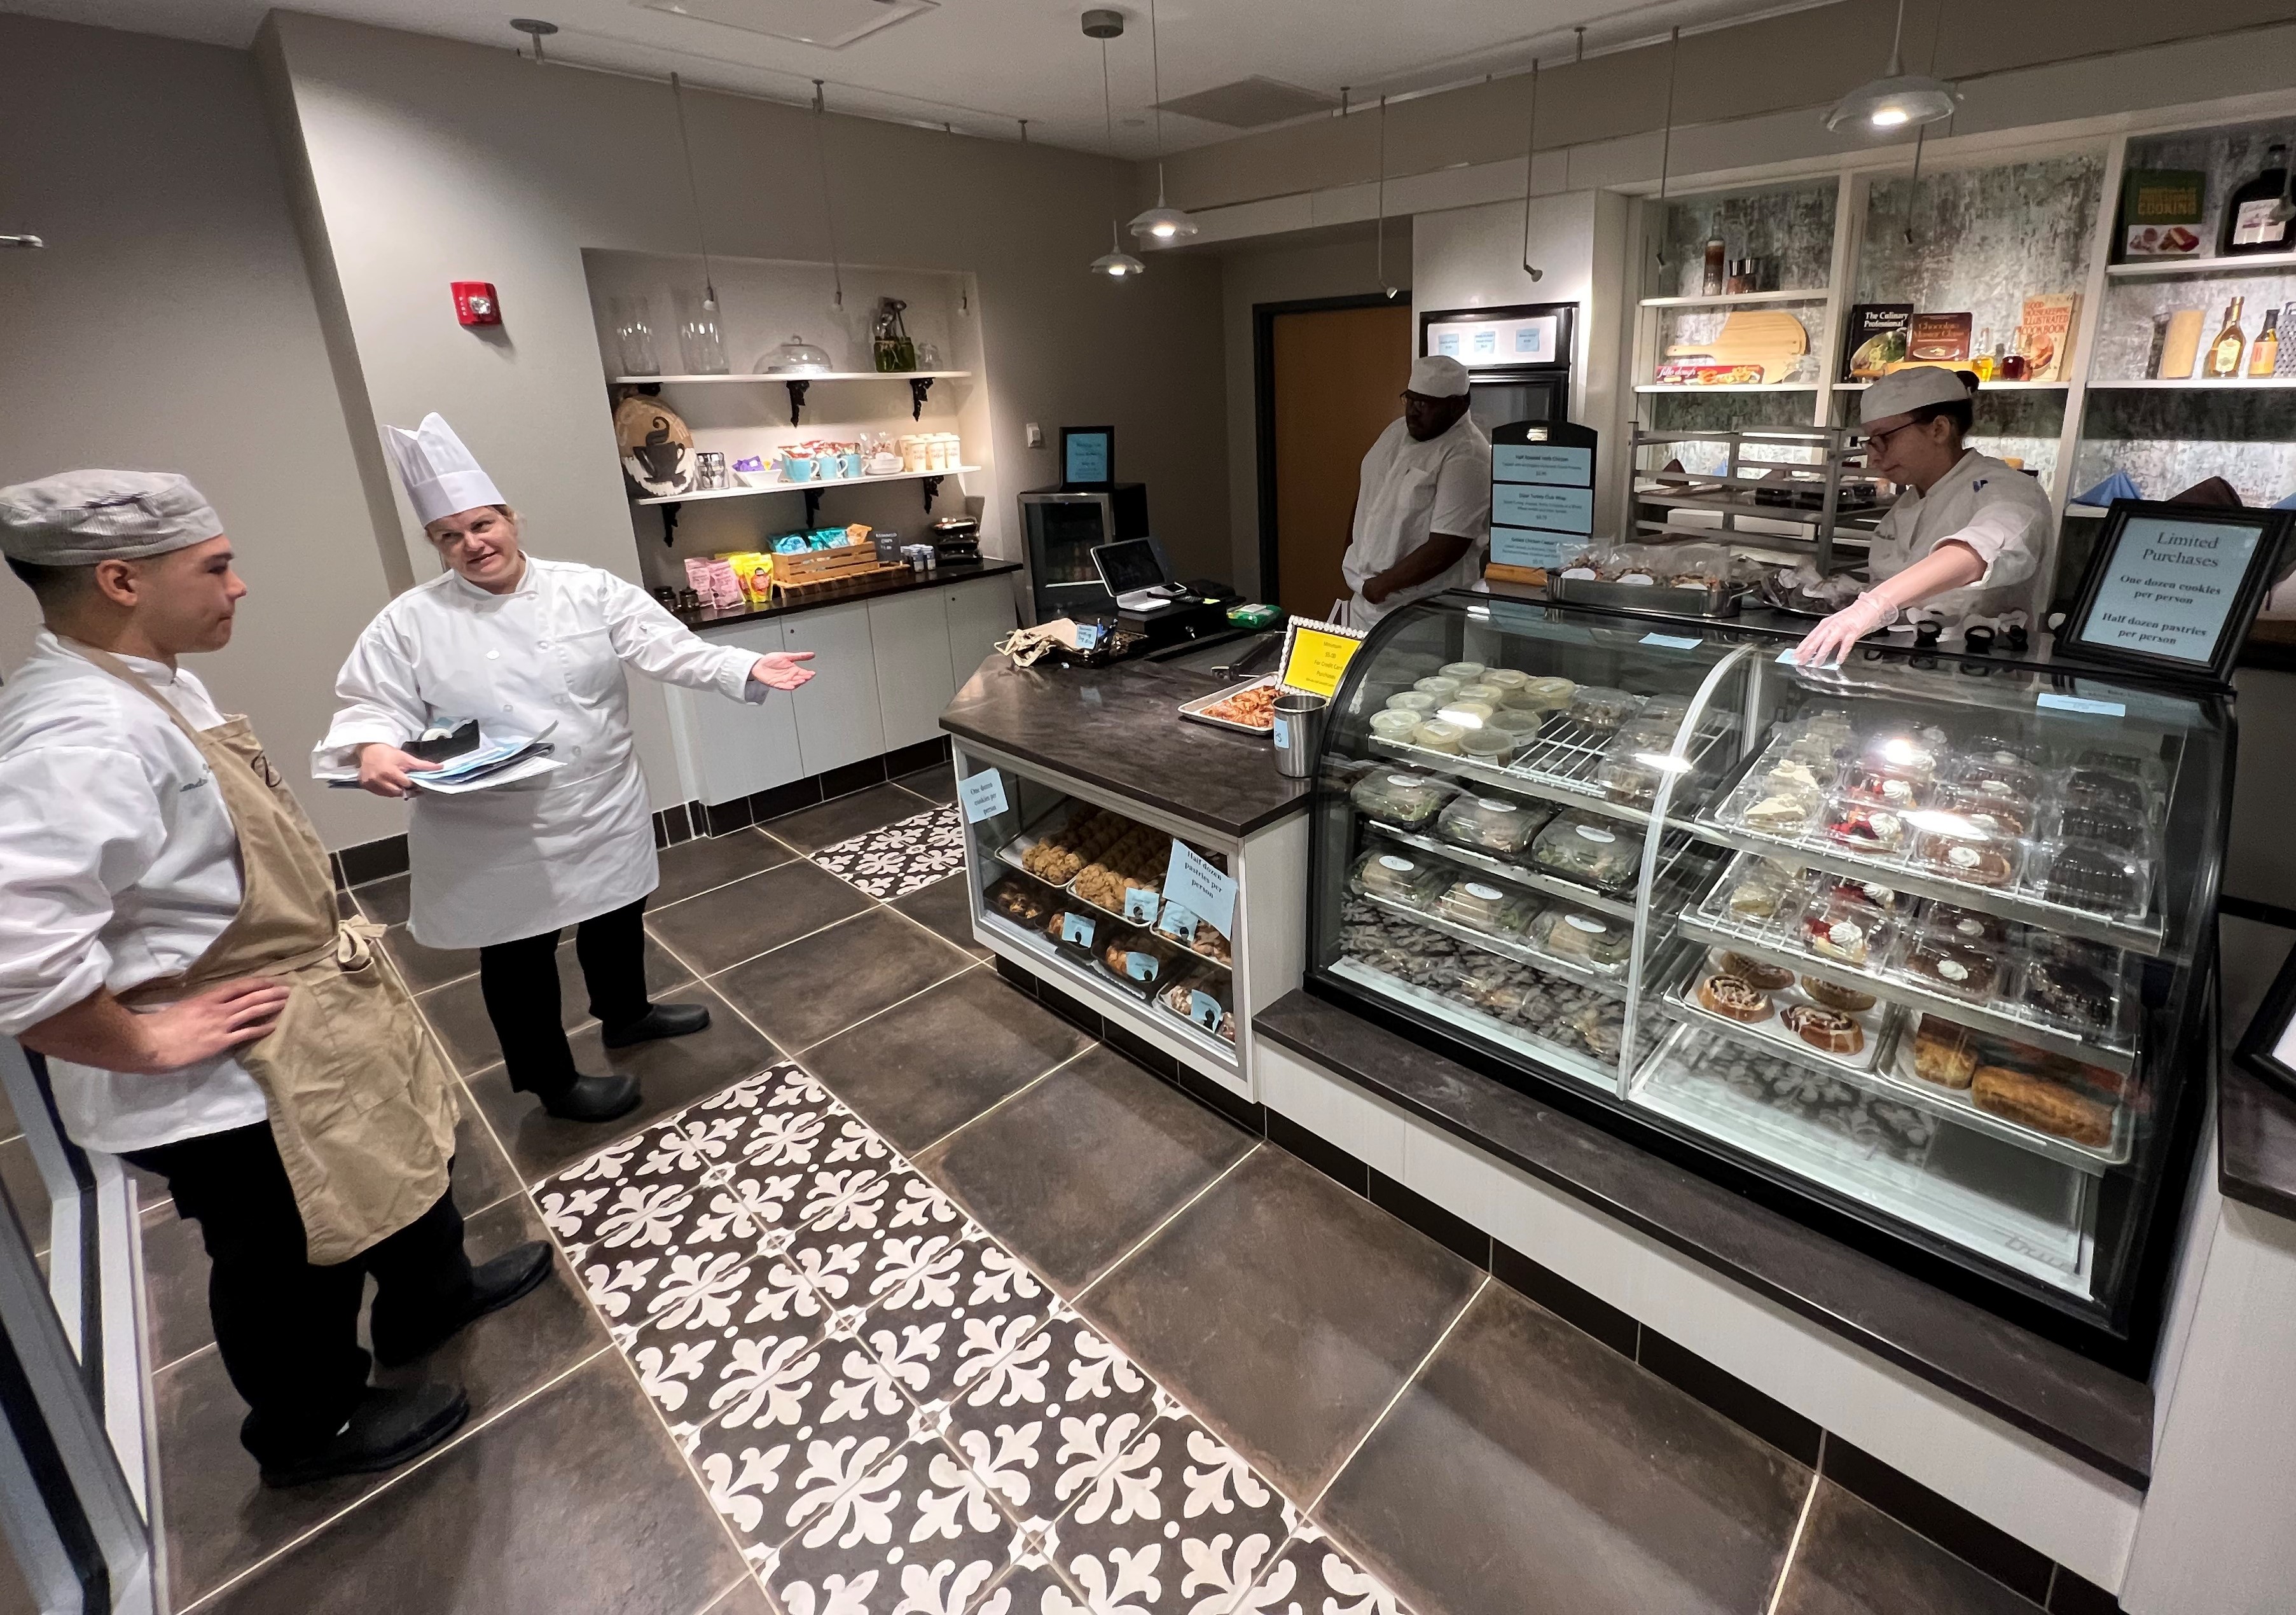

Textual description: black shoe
[258,1382,468,1489]
[537,1073,642,1123]
[373,1241,555,1368]
[601,1001,711,1049]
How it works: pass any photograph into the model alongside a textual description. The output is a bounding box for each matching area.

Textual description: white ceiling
[8,0,1841,156]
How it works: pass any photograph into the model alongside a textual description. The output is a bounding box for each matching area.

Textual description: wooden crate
[770,546,906,598]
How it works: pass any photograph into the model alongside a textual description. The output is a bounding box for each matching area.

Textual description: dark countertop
[677,558,1022,633]
[939,655,1311,840]
[2219,1062,2296,1221]
[1253,988,2155,1490]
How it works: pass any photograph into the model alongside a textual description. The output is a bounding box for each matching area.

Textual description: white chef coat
[1868,450,2052,630]
[317,557,764,950]
[1341,414,1493,629]
[0,633,270,1153]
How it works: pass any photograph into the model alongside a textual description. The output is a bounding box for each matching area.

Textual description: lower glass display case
[1305,594,2227,1350]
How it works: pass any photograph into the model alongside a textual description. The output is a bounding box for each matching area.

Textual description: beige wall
[0,13,406,850]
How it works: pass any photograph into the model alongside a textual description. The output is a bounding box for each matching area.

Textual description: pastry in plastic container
[1102,929,1186,993]
[1413,675,1462,700]
[1813,874,1900,914]
[1925,903,2009,950]
[1932,783,2031,840]
[1532,907,1632,971]
[1799,891,1892,967]
[1350,769,1453,829]
[2035,838,2150,917]
[1505,675,1579,712]
[1384,690,1439,715]
[1434,877,1537,935]
[1439,662,1487,683]
[1437,793,1551,855]
[1739,781,1824,836]
[1855,732,1940,786]
[1638,693,1693,725]
[1723,859,1806,920]
[1822,799,1909,854]
[985,877,1055,929]
[1915,819,2021,889]
[1452,683,1505,708]
[1570,999,1627,1060]
[1158,970,1236,1043]
[1596,755,1665,807]
[1530,811,1644,891]
[1441,700,1496,726]
[1710,946,1794,990]
[1907,1013,1981,1088]
[1757,754,1833,798]
[2060,765,2149,819]
[2049,800,2150,855]
[2020,949,2120,1033]
[1481,668,1530,694]
[1565,686,1642,731]
[1841,760,1927,810]
[1897,931,2001,1000]
[1947,749,2042,803]
[2072,746,2166,791]
[1614,715,1684,754]
[1349,849,1448,909]
[1369,709,1421,742]
[1484,707,1549,740]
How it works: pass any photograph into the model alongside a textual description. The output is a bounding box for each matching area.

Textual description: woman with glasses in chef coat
[317,415,815,1124]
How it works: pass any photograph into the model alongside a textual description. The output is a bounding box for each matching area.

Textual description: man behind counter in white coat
[0,471,551,1488]
[319,415,816,1126]
[1340,354,1493,628]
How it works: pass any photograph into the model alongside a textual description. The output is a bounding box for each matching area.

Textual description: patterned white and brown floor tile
[811,805,969,901]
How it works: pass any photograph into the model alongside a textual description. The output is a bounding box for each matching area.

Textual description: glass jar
[611,297,660,377]
[677,296,730,375]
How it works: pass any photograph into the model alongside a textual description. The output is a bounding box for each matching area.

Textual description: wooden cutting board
[1665,310,1810,383]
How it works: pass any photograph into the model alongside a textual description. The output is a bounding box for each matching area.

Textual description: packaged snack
[1437,793,1551,856]
[1925,903,2008,949]
[1413,676,1463,700]
[1439,662,1487,683]
[703,557,744,609]
[1385,690,1439,714]
[1570,999,1627,1060]
[1484,707,1549,740]
[1530,811,1644,891]
[1756,756,1833,796]
[1614,716,1684,754]
[1435,877,1535,934]
[1739,782,1825,835]
[2037,840,2150,917]
[1481,669,1530,693]
[1813,874,1900,914]
[2021,950,2119,1032]
[1369,709,1421,742]
[1842,759,1928,810]
[1452,683,1505,707]
[1350,770,1453,830]
[1566,686,1643,731]
[1349,849,1444,908]
[721,551,775,606]
[2050,799,2148,854]
[1532,907,1632,970]
[1638,694,1693,726]
[1596,755,1664,807]
[2061,766,2148,818]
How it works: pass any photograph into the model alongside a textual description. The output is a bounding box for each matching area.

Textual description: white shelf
[1830,380,2070,391]
[1639,288,1830,309]
[1634,383,1821,394]
[633,464,981,508]
[612,370,971,385]
[2084,377,2296,391]
[2104,251,2296,280]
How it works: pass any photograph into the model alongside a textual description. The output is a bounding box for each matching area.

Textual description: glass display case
[1305,593,2226,1349]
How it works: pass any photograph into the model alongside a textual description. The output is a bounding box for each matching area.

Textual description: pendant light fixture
[1127,0,1197,242]
[1825,0,1956,133]
[1085,10,1145,278]
[1518,58,1544,282]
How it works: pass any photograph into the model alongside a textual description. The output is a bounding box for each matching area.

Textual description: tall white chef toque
[1406,355,1472,398]
[0,469,223,564]
[384,412,505,526]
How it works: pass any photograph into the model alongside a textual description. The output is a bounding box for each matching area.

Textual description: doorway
[1254,296,1412,619]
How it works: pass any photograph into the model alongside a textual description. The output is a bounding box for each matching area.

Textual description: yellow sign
[1279,619,1366,700]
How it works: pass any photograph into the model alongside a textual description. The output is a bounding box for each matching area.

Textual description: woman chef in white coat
[1795,366,2052,665]
[319,415,814,1124]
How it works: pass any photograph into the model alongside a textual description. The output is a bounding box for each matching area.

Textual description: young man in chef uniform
[320,416,815,1125]
[1340,354,1493,628]
[0,470,552,1487]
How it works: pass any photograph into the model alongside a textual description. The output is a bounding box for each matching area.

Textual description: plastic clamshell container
[1566,686,1643,730]
[1530,811,1645,891]
[1796,890,1897,971]
[1350,769,1454,830]
[2031,838,2153,920]
[1349,848,1448,908]
[1526,905,1632,972]
[1434,877,1539,936]
[1437,793,1551,854]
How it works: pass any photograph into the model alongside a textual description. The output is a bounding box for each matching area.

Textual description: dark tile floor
[125,768,2061,1614]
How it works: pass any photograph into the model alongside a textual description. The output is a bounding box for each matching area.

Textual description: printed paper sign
[1278,620,1365,700]
[1493,483,1594,534]
[1060,912,1095,948]
[1123,887,1160,924]
[1189,990,1223,1031]
[1642,633,1702,649]
[1490,527,1574,570]
[2037,692,2127,718]
[958,770,1008,823]
[2083,515,2261,665]
[1493,444,1592,487]
[1163,840,1236,939]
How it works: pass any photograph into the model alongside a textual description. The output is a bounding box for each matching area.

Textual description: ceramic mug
[782,455,817,483]
[840,450,864,479]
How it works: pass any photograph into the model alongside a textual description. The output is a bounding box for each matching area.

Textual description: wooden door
[1267,303,1412,618]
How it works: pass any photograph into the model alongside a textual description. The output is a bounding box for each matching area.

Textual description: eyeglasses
[1862,421,1923,454]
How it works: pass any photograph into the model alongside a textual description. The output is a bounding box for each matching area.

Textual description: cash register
[1089,538,1234,648]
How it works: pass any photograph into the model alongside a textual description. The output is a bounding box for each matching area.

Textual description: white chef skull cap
[384,412,505,526]
[0,470,223,565]
[1406,356,1471,399]
[1860,365,1972,426]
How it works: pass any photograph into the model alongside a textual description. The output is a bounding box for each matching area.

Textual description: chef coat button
[486,649,500,660]
[572,745,583,758]
[538,639,551,649]
[502,704,513,713]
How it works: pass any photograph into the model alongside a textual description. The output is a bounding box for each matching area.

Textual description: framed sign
[2236,941,2296,1107]
[2057,500,2295,687]
[1486,418,1598,584]
[1277,615,1367,700]
[1418,302,1578,374]
[1061,426,1115,490]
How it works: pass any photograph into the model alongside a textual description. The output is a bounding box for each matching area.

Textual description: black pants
[123,1123,473,1467]
[477,896,653,1096]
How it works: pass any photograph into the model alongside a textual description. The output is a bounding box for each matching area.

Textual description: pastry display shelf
[1688,752,2171,958]
[976,906,1240,1071]
[1363,819,1715,923]
[1329,956,1618,1094]
[992,810,1233,969]
[613,370,972,384]
[2082,377,2296,391]
[2103,251,2296,279]
[1651,951,2130,1174]
[1639,288,1830,309]
[1353,888,1672,999]
[1678,853,2140,1076]
[1366,714,1739,832]
[1629,1023,2098,1294]
[1629,484,1888,525]
[634,464,981,508]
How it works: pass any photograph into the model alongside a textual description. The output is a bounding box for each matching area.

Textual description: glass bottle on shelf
[1703,239,1726,297]
[2207,296,2248,378]
[2221,142,2293,256]
[1972,327,1996,382]
[1998,330,2030,382]
[2249,307,2281,378]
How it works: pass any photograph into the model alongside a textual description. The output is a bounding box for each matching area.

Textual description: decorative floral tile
[1248,1516,1414,1615]
[813,805,969,900]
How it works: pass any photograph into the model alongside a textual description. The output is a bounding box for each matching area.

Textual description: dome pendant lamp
[1127,0,1197,242]
[1825,0,1956,133]
[1086,11,1146,277]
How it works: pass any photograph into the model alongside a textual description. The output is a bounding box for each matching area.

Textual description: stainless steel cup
[1272,691,1328,779]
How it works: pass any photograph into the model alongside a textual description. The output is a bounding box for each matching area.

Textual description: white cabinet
[669,618,805,806]
[945,575,1016,691]
[868,588,959,751]
[783,600,884,775]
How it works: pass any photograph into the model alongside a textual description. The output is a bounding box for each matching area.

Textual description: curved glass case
[1306,593,2226,1351]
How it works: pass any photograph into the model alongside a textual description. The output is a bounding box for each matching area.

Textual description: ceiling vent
[635,0,938,50]
[1155,76,1338,128]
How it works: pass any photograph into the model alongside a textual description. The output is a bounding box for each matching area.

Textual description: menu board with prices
[1485,419,1598,583]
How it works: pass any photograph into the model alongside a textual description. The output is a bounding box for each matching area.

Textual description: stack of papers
[319,721,561,794]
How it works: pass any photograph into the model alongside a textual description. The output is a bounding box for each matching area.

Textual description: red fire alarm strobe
[452,282,501,326]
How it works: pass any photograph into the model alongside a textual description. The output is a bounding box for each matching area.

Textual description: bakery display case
[1304,593,2226,1346]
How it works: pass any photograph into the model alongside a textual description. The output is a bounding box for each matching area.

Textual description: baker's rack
[1627,422,1885,577]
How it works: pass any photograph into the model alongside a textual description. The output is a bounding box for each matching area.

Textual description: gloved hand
[1794,592,1894,667]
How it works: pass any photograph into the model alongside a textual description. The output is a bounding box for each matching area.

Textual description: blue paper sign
[1123,887,1160,924]
[1060,912,1095,948]
[2037,693,2127,718]
[1155,904,1198,942]
[1641,633,1701,649]
[1490,527,1575,569]
[1189,990,1223,1030]
[1164,841,1236,938]
[1493,445,1592,487]
[1493,483,1594,534]
[1273,716,1291,749]
[958,770,1008,824]
[1435,332,1462,356]
[1124,951,1159,982]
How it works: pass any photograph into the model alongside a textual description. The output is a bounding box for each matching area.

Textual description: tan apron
[81,647,460,1265]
